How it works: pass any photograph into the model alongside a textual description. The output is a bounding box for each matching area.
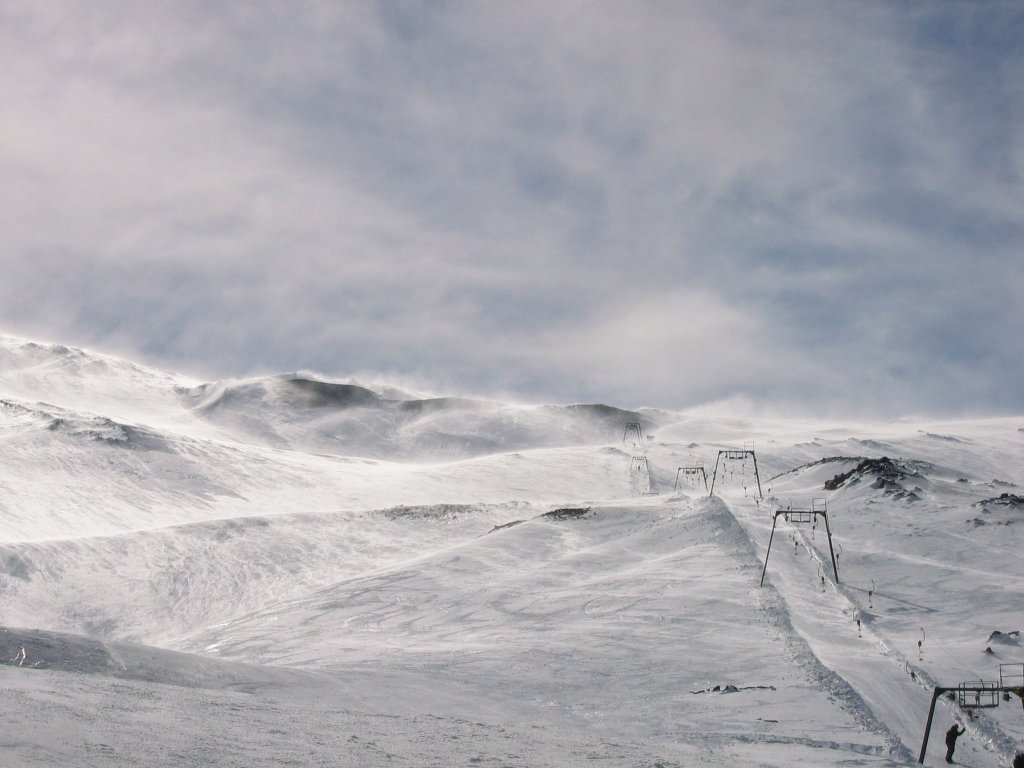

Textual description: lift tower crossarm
[708,449,763,498]
[760,507,839,586]
[918,683,1024,763]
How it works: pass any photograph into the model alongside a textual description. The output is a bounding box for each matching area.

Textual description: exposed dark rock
[973,493,1024,509]
[542,507,591,521]
[986,630,1021,644]
[824,457,910,491]
[487,519,526,534]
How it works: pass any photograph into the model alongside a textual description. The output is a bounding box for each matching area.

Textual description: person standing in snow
[944,722,965,763]
[1012,751,1024,768]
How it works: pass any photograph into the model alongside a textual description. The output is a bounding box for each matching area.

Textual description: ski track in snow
[716,469,1023,767]
[707,494,914,762]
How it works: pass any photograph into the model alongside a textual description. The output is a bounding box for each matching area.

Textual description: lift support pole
[709,449,763,498]
[759,513,780,587]
[821,511,839,585]
[919,685,1024,763]
[760,509,839,587]
[674,466,708,493]
[918,686,954,764]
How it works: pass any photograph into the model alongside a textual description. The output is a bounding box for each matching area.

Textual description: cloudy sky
[1,1,1021,416]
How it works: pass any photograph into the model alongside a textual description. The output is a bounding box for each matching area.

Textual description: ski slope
[1,333,1022,767]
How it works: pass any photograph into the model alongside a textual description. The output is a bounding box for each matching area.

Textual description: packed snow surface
[0,333,1022,767]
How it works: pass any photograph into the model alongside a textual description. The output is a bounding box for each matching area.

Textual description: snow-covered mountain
[1,332,1022,767]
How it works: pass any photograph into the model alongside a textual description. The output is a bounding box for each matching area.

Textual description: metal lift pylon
[918,668,1024,763]
[709,446,763,498]
[760,500,838,587]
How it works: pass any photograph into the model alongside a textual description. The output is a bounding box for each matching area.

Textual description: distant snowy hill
[1,333,1022,767]
[181,373,664,460]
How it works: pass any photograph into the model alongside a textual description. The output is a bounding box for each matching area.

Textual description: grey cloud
[0,1,1021,415]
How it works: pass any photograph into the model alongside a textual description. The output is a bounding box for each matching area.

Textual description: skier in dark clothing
[945,723,965,763]
[1012,752,1024,768]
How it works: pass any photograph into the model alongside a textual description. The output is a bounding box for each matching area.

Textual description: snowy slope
[181,373,665,460]
[1,333,1022,767]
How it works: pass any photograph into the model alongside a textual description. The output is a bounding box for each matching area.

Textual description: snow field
[1,334,1022,766]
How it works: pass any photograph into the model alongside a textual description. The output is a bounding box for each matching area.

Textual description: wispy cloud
[0,1,1021,415]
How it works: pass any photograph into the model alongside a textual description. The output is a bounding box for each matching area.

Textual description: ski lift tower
[674,462,709,492]
[918,664,1024,762]
[623,422,644,449]
[709,443,763,498]
[631,455,656,495]
[760,499,838,586]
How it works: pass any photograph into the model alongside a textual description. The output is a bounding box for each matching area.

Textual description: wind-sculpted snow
[0,335,201,433]
[0,388,637,539]
[1,399,172,453]
[2,334,1024,766]
[0,504,530,645]
[180,373,663,460]
[175,501,902,761]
